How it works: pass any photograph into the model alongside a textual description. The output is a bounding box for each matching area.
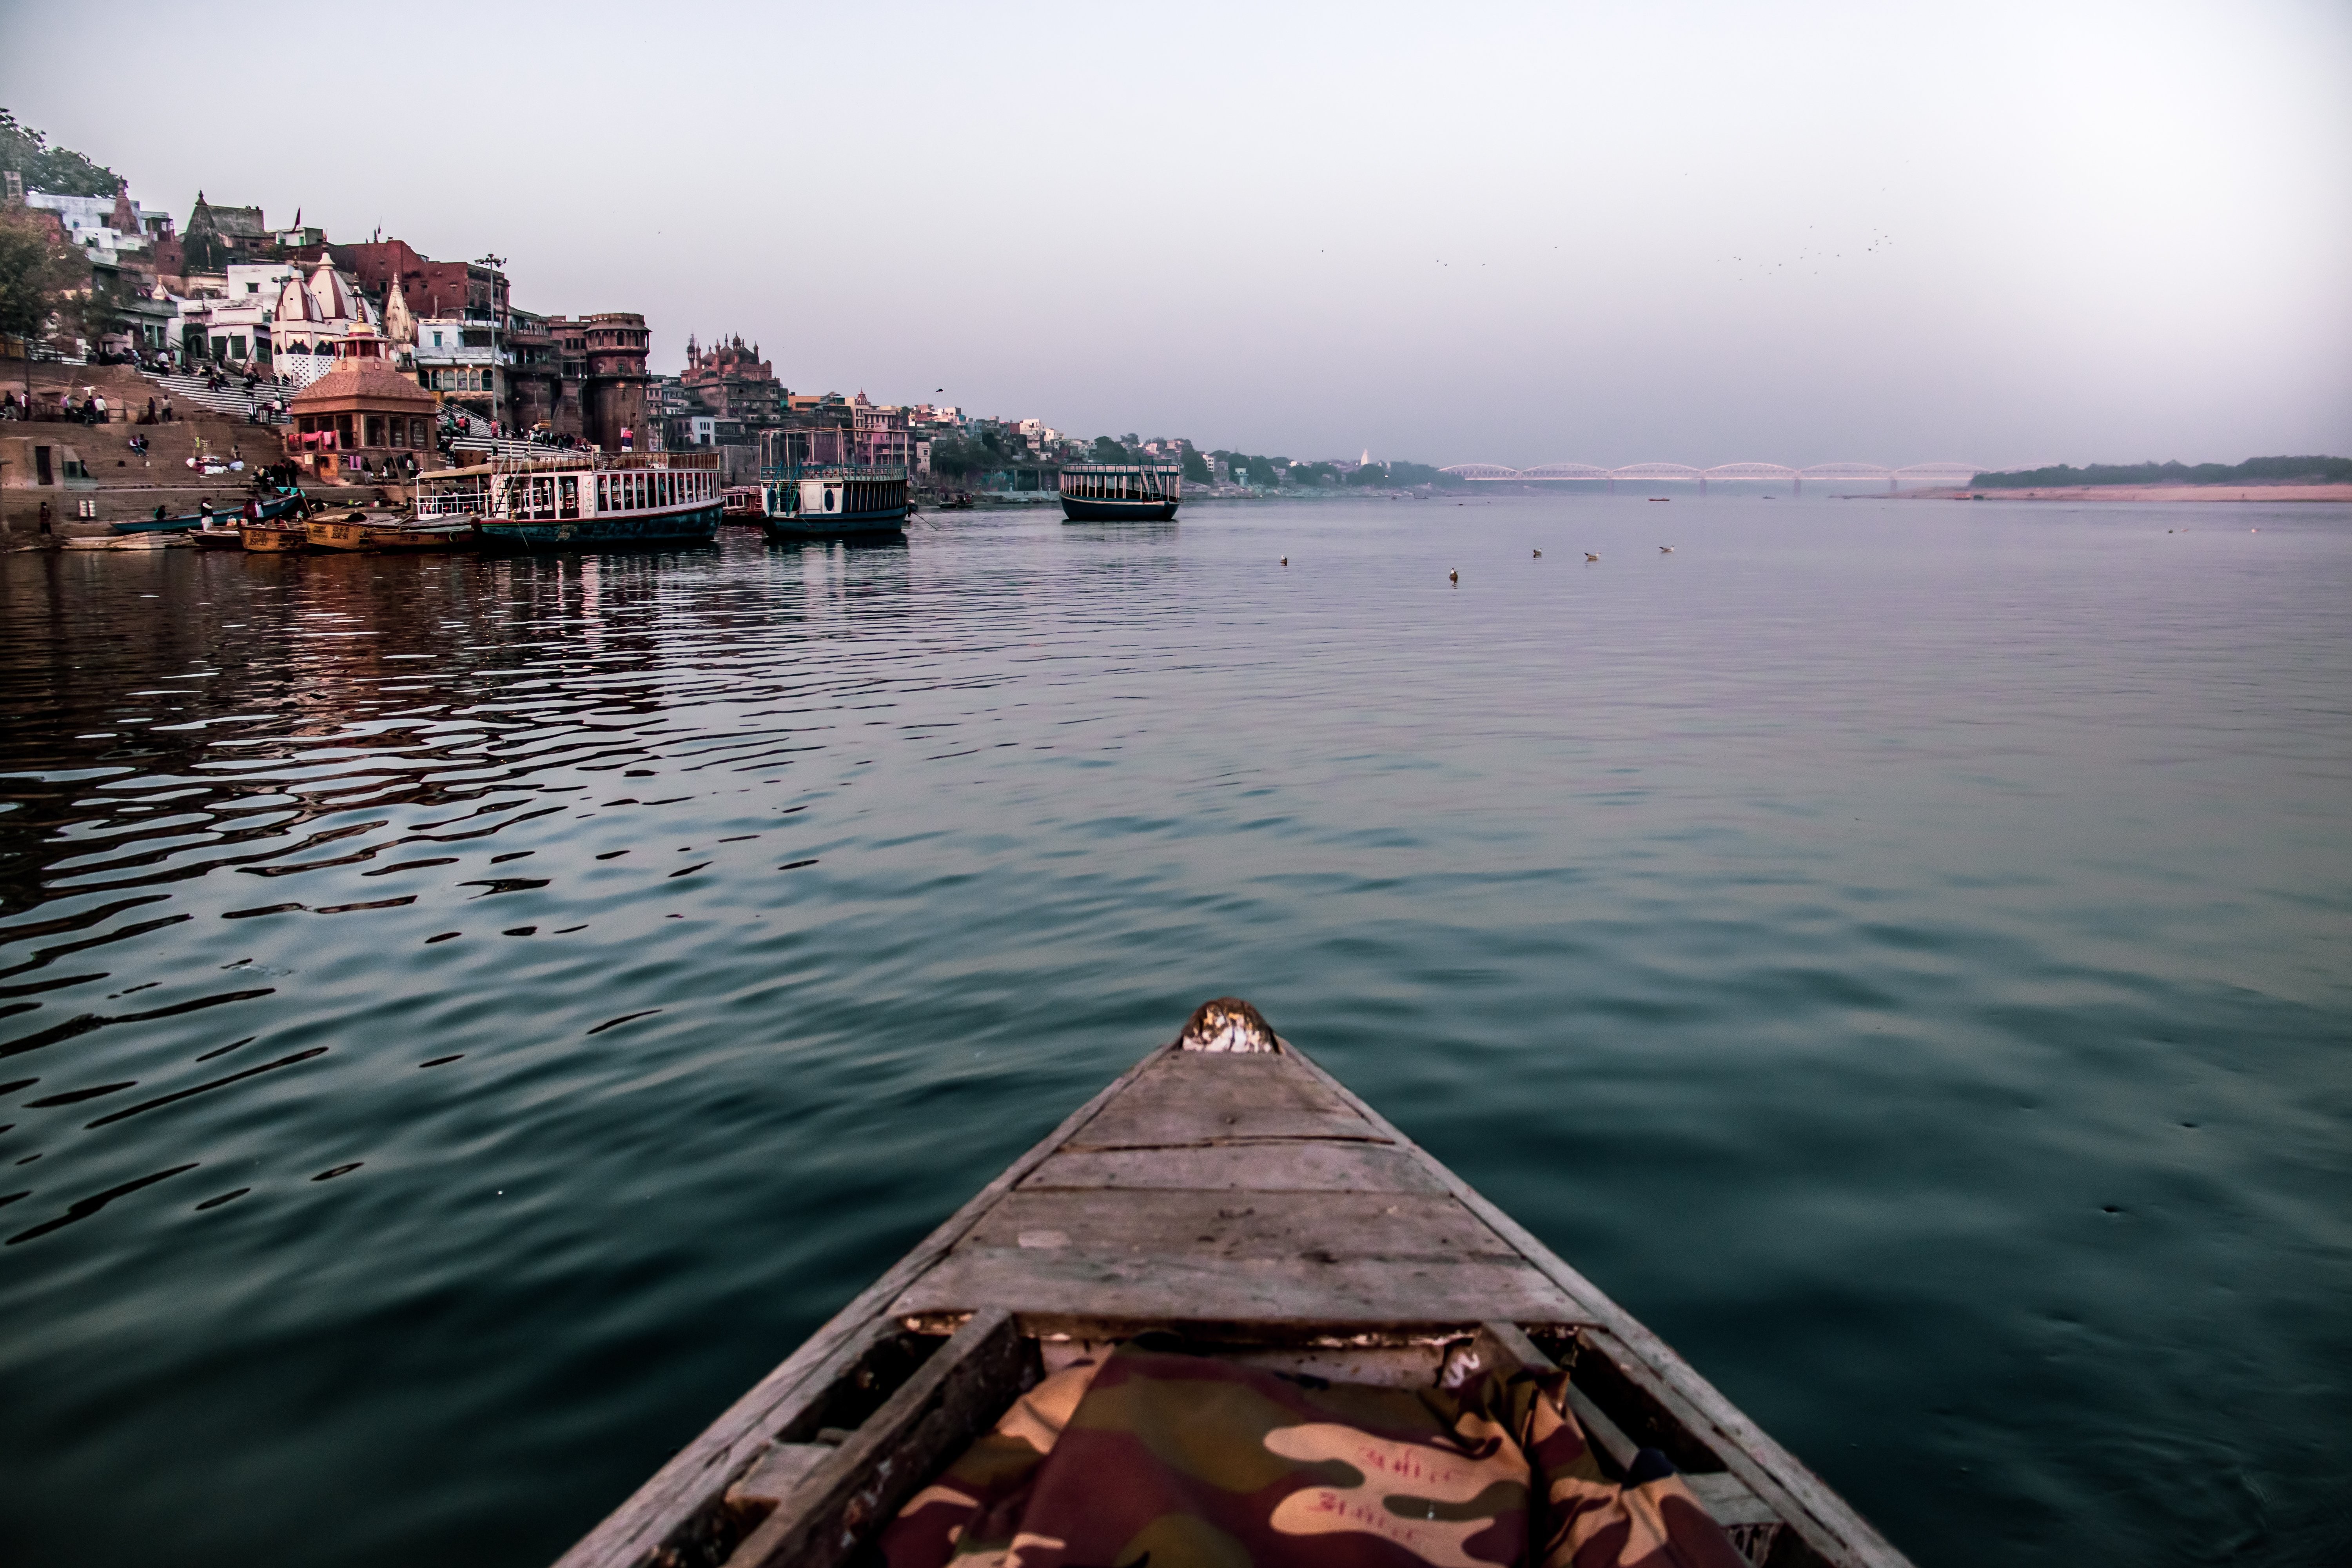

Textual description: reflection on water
[2,501,2349,1568]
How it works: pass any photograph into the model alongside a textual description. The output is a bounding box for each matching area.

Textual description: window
[559,477,578,519]
[365,416,385,447]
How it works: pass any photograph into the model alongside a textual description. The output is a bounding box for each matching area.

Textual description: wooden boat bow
[556,1004,1912,1568]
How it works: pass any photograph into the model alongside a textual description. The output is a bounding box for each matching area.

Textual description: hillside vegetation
[1973,456,2352,488]
[0,109,122,198]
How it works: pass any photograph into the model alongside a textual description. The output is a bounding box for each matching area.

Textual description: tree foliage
[1973,456,2352,487]
[0,207,84,339]
[0,109,123,199]
[928,434,988,477]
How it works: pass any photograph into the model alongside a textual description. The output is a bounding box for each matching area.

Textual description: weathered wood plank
[722,1308,1030,1568]
[1020,1139,1450,1194]
[893,1189,1573,1322]
[722,1442,834,1508]
[551,1049,1172,1568]
[1068,1049,1387,1148]
[895,1246,1571,1326]
[965,1188,1535,1268]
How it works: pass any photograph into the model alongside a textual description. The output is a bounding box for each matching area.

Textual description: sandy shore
[1896,484,2352,503]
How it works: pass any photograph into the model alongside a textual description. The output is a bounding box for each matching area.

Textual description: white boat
[759,464,909,537]
[418,452,726,550]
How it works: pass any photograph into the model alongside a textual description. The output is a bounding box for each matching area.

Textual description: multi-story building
[24,182,152,269]
[547,312,650,450]
[412,313,510,430]
[680,334,784,425]
[328,241,508,325]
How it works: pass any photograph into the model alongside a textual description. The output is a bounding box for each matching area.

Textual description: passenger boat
[556,1000,1911,1568]
[1059,462,1181,522]
[722,486,768,523]
[759,464,908,537]
[437,452,726,550]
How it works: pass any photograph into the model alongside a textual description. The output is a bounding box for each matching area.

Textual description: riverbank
[1898,483,2352,503]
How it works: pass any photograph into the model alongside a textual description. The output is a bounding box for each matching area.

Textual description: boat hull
[1060,495,1179,523]
[476,501,723,551]
[761,505,907,538]
[191,526,243,550]
[240,524,307,552]
[109,515,205,535]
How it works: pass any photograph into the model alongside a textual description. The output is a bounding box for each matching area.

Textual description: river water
[1,494,2346,1567]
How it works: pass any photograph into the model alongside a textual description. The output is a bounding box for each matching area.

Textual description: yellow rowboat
[304,516,477,553]
[240,523,308,553]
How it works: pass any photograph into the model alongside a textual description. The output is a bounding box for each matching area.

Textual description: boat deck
[557,1031,1910,1568]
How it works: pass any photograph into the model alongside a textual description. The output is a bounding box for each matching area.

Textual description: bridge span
[1439,461,1983,492]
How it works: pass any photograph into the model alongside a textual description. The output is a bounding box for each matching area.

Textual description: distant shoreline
[1895,484,2352,503]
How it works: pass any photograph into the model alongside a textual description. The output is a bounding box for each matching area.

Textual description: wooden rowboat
[240,521,307,552]
[304,515,476,553]
[557,1001,1911,1568]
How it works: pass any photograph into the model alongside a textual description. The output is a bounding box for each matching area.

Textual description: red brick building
[325,241,508,322]
[680,334,783,425]
[505,312,652,450]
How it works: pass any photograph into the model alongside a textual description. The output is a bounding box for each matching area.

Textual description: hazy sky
[5,0,2348,468]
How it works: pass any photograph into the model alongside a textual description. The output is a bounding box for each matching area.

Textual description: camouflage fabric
[880,1343,1749,1568]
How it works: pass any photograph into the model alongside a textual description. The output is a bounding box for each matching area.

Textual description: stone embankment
[2,360,328,540]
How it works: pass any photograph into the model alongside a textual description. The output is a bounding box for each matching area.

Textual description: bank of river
[2,495,2347,1567]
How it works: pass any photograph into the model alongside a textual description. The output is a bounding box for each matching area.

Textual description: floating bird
[1584,552,1600,563]
[1279,555,1289,566]
[1659,545,1674,554]
[1449,569,1459,584]
[1532,548,1542,558]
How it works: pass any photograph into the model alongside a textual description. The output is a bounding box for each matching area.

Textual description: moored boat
[107,511,206,535]
[555,999,1911,1568]
[453,452,726,550]
[722,485,768,523]
[1059,462,1181,522]
[240,521,307,552]
[191,524,244,550]
[117,488,305,537]
[303,514,475,553]
[759,464,909,537]
[65,532,184,551]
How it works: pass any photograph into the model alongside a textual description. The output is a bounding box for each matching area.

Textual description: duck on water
[555,999,1912,1568]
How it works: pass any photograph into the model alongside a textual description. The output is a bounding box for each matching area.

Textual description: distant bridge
[1439,461,1984,492]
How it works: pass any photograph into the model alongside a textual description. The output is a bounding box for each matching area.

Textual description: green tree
[0,110,123,199]
[1090,435,1131,465]
[1180,444,1210,484]
[929,435,986,478]
[0,207,82,339]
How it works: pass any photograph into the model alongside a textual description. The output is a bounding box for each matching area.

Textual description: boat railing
[759,464,908,482]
